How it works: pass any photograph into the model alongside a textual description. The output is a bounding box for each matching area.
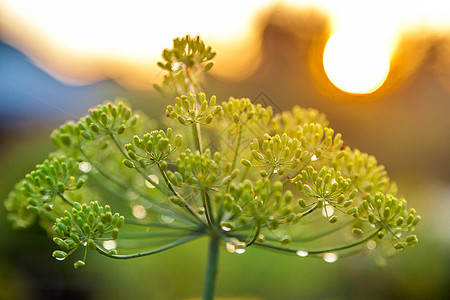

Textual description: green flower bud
[81,131,93,140]
[74,202,82,211]
[70,233,80,244]
[383,207,391,219]
[123,159,135,168]
[74,260,86,269]
[82,223,90,235]
[117,124,126,135]
[343,200,353,208]
[394,243,405,251]
[112,228,119,239]
[57,182,66,194]
[90,123,100,133]
[302,184,313,195]
[352,228,363,235]
[230,169,239,180]
[169,196,185,207]
[329,216,338,223]
[412,216,421,226]
[377,230,384,240]
[88,239,96,250]
[241,159,252,167]
[174,134,183,147]
[53,237,69,251]
[100,113,108,126]
[317,199,324,209]
[405,235,418,246]
[117,216,125,228]
[60,135,71,146]
[348,189,358,200]
[157,138,169,152]
[52,250,67,260]
[298,199,306,208]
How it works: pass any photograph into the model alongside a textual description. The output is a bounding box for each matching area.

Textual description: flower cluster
[52,201,124,268]
[154,35,216,96]
[123,128,182,169]
[247,133,308,177]
[167,149,232,191]
[220,179,297,232]
[271,106,329,137]
[333,147,393,195]
[221,97,273,125]
[51,101,141,157]
[5,156,85,228]
[291,166,357,223]
[166,93,222,125]
[357,192,420,249]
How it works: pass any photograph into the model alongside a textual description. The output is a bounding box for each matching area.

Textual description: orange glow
[0,0,449,90]
[323,31,390,94]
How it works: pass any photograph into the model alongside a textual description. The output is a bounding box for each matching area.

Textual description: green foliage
[4,34,420,299]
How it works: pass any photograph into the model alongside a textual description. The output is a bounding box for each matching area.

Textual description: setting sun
[323,31,391,94]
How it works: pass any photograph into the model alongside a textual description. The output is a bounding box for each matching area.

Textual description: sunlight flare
[323,30,390,94]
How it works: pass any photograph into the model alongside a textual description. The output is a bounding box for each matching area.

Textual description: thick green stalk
[203,235,220,300]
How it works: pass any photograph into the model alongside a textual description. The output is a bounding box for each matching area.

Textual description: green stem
[246,221,260,247]
[203,235,220,300]
[95,233,203,259]
[230,125,242,171]
[254,228,382,255]
[157,164,206,225]
[202,190,214,231]
[57,192,74,206]
[192,123,202,154]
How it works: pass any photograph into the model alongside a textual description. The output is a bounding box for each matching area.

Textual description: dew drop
[145,175,159,189]
[322,205,335,217]
[160,215,174,224]
[235,248,246,254]
[55,257,66,261]
[367,240,377,250]
[331,178,337,184]
[273,168,279,174]
[296,250,309,257]
[396,232,402,238]
[323,252,338,263]
[171,62,181,71]
[221,226,231,232]
[226,242,236,253]
[81,240,87,247]
[79,162,91,173]
[103,240,117,250]
[370,224,376,228]
[133,205,146,219]
[311,155,318,162]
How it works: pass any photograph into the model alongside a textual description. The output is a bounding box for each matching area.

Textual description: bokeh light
[323,30,390,94]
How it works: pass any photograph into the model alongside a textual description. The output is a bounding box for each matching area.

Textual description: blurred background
[0,0,449,299]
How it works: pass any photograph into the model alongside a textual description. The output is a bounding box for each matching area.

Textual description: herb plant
[5,35,420,299]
